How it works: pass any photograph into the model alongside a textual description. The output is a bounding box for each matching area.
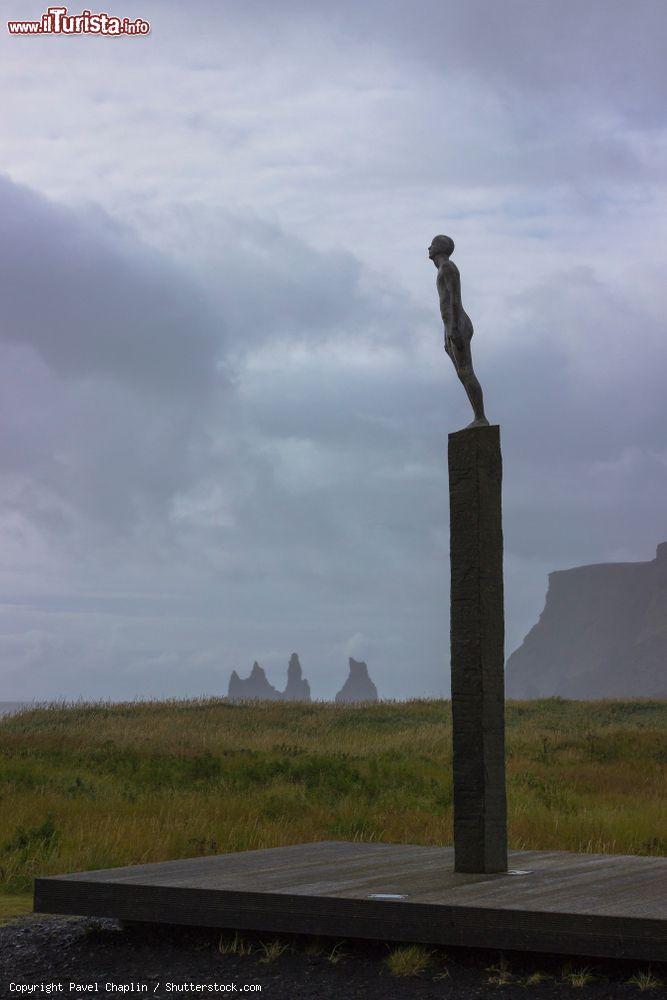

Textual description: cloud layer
[0,0,665,700]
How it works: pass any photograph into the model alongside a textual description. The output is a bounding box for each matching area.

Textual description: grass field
[0,698,665,904]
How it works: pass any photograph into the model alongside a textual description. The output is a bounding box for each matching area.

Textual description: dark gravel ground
[0,915,665,1000]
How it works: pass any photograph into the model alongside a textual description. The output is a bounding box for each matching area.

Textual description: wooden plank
[34,841,667,961]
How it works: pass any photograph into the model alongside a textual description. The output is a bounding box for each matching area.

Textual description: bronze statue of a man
[428,235,489,427]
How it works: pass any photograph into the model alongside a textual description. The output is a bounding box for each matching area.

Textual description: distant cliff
[507,543,667,699]
[335,658,379,703]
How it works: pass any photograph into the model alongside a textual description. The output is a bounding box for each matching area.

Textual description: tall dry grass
[0,697,664,892]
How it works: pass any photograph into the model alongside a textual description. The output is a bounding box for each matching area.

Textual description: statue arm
[439,264,465,351]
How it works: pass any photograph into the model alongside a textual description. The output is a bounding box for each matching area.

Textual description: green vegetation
[0,697,664,895]
[0,893,33,923]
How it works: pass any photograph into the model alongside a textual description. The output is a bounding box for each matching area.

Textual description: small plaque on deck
[367,892,407,900]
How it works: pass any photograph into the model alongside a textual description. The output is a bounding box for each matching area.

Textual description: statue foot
[465,416,490,428]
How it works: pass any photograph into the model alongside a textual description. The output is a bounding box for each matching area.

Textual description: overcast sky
[1,0,666,701]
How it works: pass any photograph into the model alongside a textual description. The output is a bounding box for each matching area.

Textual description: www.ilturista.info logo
[7,6,150,35]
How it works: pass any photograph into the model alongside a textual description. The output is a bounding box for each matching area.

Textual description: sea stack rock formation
[228,661,281,702]
[281,653,311,701]
[507,543,667,699]
[335,658,379,703]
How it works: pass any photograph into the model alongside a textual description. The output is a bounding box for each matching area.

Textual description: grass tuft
[326,941,347,964]
[627,969,664,991]
[385,944,433,977]
[486,955,512,985]
[561,963,596,987]
[524,970,551,984]
[218,931,254,956]
[258,938,290,963]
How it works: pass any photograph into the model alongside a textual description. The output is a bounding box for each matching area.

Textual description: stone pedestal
[448,424,507,873]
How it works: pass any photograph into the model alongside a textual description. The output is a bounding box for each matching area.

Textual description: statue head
[428,234,455,262]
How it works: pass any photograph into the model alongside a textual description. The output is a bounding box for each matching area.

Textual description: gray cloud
[0,2,665,700]
[0,176,223,396]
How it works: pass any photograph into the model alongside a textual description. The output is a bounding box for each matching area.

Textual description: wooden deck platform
[34,841,667,961]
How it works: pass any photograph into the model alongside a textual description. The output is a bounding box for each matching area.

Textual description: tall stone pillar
[448,424,507,873]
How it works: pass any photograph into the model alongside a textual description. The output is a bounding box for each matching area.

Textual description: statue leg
[453,340,488,425]
[460,367,488,425]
